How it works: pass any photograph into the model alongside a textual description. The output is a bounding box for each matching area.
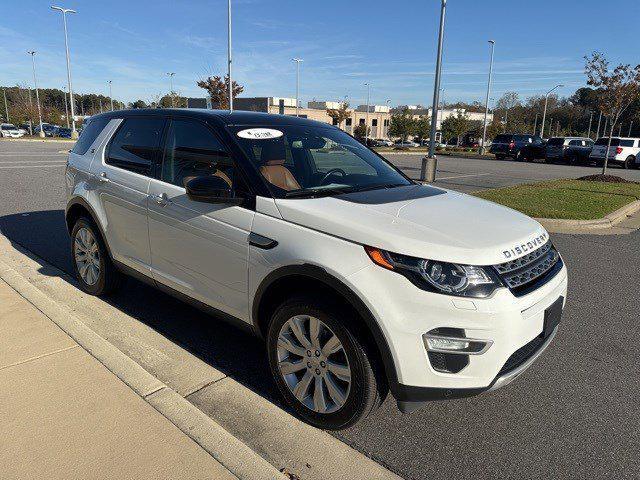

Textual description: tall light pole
[166,72,175,107]
[587,112,593,139]
[292,58,303,116]
[596,111,602,138]
[364,82,371,145]
[628,121,634,137]
[422,0,447,182]
[533,112,539,136]
[107,80,114,111]
[2,87,8,123]
[51,6,78,139]
[480,40,495,154]
[540,84,563,140]
[28,51,45,138]
[227,0,233,111]
[63,86,70,128]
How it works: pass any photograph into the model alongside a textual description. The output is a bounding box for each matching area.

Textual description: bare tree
[585,52,640,174]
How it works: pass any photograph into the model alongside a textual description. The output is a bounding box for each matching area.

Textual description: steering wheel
[319,168,347,185]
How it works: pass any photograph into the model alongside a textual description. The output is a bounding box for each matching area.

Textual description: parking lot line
[435,173,492,181]
[0,160,68,164]
[0,153,67,157]
[0,164,66,169]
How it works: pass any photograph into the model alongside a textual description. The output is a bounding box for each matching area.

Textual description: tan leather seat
[260,159,301,191]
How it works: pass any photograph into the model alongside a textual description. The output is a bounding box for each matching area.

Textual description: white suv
[65,110,568,429]
[0,123,25,138]
[589,137,640,169]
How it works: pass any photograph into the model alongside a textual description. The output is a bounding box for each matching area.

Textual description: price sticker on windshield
[237,128,283,140]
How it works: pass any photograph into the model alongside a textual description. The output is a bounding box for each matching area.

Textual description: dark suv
[545,137,593,164]
[490,134,545,161]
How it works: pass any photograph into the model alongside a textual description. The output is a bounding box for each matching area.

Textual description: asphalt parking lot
[1,140,639,480]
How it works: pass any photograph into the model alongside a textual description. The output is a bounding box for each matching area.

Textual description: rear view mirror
[184,175,243,205]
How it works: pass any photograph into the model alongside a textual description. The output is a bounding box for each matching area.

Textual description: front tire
[266,295,386,430]
[71,217,122,296]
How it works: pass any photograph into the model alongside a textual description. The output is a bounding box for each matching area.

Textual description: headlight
[365,246,502,298]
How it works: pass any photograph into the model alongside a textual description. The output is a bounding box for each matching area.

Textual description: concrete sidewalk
[0,279,237,480]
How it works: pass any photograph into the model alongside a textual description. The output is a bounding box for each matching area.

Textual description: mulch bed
[577,174,639,184]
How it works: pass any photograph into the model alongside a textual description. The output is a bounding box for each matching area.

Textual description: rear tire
[624,155,636,170]
[71,217,122,296]
[266,295,386,430]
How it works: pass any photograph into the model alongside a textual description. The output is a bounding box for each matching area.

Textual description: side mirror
[184,175,243,205]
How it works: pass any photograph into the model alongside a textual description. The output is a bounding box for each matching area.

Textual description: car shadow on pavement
[0,209,282,406]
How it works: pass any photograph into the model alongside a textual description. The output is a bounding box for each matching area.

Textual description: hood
[274,185,547,266]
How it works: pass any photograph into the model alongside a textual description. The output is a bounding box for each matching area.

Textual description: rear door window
[71,116,110,155]
[494,134,513,143]
[595,138,621,146]
[106,117,165,175]
[548,138,564,146]
[620,139,634,147]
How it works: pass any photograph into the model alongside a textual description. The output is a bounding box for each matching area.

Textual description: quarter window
[71,116,110,155]
[106,117,165,175]
[161,119,234,188]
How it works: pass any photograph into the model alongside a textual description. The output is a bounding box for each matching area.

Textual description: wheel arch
[65,197,114,260]
[252,264,400,393]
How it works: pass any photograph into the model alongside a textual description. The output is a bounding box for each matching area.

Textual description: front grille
[493,241,561,296]
[498,334,546,375]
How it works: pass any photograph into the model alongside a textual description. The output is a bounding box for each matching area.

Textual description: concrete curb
[0,257,286,480]
[378,150,492,160]
[535,199,640,231]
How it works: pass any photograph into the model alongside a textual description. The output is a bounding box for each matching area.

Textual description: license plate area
[543,296,563,337]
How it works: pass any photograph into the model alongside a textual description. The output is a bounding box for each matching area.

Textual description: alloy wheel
[74,227,101,286]
[276,315,351,414]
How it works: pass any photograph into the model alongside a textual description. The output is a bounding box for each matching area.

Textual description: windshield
[1,125,16,130]
[230,125,411,198]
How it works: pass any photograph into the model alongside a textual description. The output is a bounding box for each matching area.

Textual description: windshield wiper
[351,183,409,193]
[284,185,356,198]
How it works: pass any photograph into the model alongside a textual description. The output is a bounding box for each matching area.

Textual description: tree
[585,51,640,173]
[388,108,416,141]
[159,92,187,108]
[495,92,520,131]
[129,99,148,109]
[353,123,369,141]
[413,115,431,142]
[196,75,244,110]
[326,102,351,128]
[441,111,471,145]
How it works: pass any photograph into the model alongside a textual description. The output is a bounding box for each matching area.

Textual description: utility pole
[423,0,447,182]
[629,121,634,137]
[227,0,233,112]
[548,118,553,138]
[166,72,175,107]
[533,112,539,136]
[364,82,371,145]
[596,111,602,138]
[107,80,114,111]
[480,40,495,154]
[540,84,563,140]
[63,86,69,128]
[28,51,45,138]
[51,6,78,138]
[587,112,593,139]
[292,58,303,117]
[2,87,8,122]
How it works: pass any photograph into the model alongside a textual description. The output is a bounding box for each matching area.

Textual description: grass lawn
[474,179,640,220]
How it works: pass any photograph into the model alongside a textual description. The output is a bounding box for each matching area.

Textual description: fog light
[423,332,492,355]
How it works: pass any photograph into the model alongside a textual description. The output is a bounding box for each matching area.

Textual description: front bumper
[346,258,568,409]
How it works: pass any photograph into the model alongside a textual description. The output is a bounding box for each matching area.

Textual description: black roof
[89,108,333,128]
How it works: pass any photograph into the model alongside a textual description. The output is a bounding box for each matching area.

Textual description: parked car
[0,123,25,138]
[374,138,394,147]
[34,123,58,137]
[490,134,545,160]
[589,137,640,169]
[65,110,567,429]
[53,127,72,138]
[544,137,594,164]
[394,140,419,147]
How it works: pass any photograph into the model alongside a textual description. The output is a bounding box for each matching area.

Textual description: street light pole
[423,0,447,183]
[292,58,303,117]
[480,39,495,154]
[596,111,602,138]
[107,80,114,111]
[63,86,69,128]
[540,83,563,140]
[364,82,371,145]
[51,6,78,138]
[533,112,539,136]
[587,112,593,139]
[166,72,175,107]
[28,51,45,138]
[629,121,634,137]
[227,0,233,112]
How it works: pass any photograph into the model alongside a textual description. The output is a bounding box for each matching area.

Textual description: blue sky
[2,0,639,107]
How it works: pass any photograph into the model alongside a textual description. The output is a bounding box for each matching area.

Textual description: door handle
[98,171,110,183]
[151,193,170,206]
